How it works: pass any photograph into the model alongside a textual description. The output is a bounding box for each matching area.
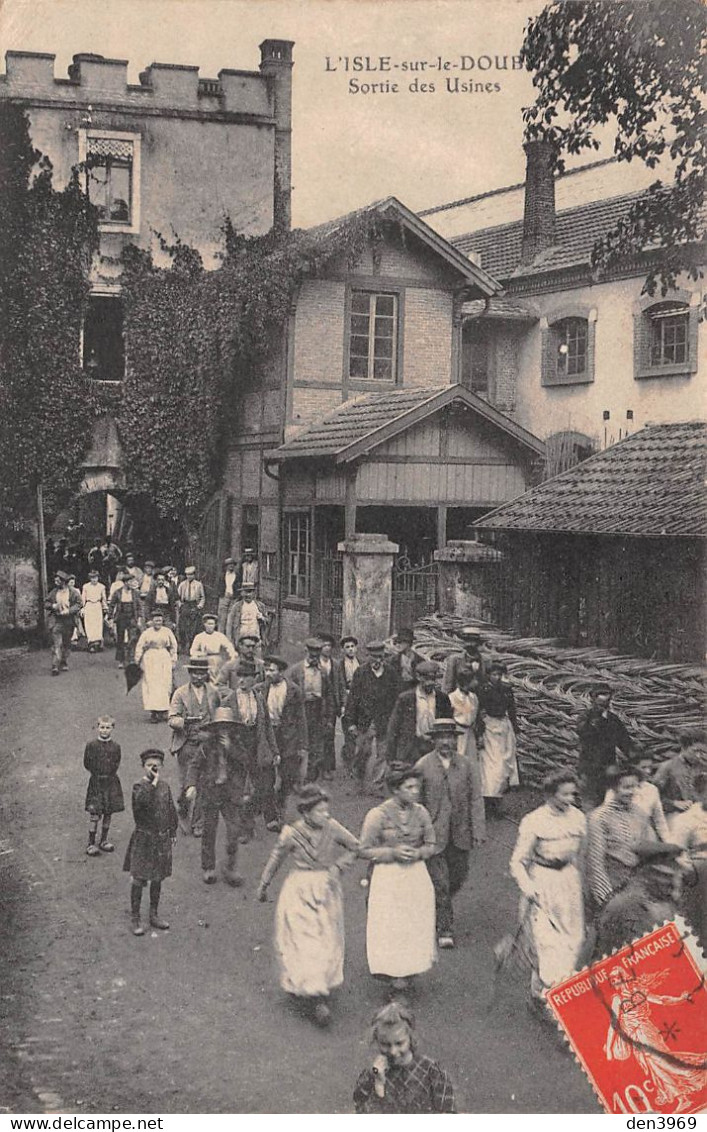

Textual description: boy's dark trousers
[201,784,241,872]
[115,613,138,664]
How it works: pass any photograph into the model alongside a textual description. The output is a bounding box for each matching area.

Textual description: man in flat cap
[107,571,143,669]
[417,717,486,949]
[218,633,265,689]
[441,626,487,695]
[334,636,360,773]
[386,662,453,767]
[262,655,308,825]
[287,639,337,783]
[225,583,270,652]
[217,557,239,634]
[387,627,424,695]
[344,641,400,793]
[177,566,206,654]
[45,570,83,675]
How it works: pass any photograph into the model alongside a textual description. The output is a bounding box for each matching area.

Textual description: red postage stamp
[547,921,707,1116]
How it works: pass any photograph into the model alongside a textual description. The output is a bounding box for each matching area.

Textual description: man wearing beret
[45,570,83,675]
[416,718,486,949]
[261,655,308,825]
[385,663,453,767]
[344,642,400,792]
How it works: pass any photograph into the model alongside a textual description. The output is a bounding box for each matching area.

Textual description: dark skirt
[85,774,125,815]
[122,829,173,882]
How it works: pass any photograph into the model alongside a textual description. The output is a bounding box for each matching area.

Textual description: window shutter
[540,324,557,386]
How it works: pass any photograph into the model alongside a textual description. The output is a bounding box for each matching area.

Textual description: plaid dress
[354,1054,456,1113]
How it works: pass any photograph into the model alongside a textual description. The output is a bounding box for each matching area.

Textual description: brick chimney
[521,139,557,264]
[259,39,294,232]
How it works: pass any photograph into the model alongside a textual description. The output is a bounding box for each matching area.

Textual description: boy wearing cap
[189,614,237,681]
[81,569,108,653]
[417,718,486,948]
[385,664,453,767]
[177,567,206,654]
[217,557,238,634]
[45,571,83,675]
[344,642,400,791]
[262,655,308,824]
[288,640,338,783]
[169,657,219,835]
[123,749,178,936]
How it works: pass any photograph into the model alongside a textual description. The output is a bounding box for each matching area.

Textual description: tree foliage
[0,104,99,544]
[118,210,384,529]
[521,0,706,292]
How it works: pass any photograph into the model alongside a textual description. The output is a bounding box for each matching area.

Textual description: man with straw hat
[168,656,218,836]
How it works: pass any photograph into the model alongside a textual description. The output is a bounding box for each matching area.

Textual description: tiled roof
[476,422,707,538]
[452,190,652,280]
[268,385,545,463]
[462,297,539,321]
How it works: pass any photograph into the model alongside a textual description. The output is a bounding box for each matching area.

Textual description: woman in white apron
[81,569,108,652]
[478,662,519,815]
[134,611,178,723]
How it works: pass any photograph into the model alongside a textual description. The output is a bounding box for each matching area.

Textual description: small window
[86,137,134,225]
[461,322,491,395]
[285,512,311,600]
[649,303,689,367]
[348,291,398,382]
[541,312,595,387]
[83,296,125,383]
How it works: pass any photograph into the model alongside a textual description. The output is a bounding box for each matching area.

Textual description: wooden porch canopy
[266,384,545,543]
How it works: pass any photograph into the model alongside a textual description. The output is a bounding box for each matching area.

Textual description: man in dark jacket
[577,684,632,808]
[107,572,143,668]
[261,655,308,826]
[217,661,279,841]
[185,706,248,887]
[386,628,424,694]
[417,717,486,948]
[344,641,400,791]
[386,662,453,767]
[45,570,83,675]
[287,639,338,783]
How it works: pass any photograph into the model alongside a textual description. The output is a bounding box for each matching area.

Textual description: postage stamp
[547,920,707,1116]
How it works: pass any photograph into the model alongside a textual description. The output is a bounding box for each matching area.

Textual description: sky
[0,0,624,228]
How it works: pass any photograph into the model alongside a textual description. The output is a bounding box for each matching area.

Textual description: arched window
[541,308,596,386]
[634,293,698,379]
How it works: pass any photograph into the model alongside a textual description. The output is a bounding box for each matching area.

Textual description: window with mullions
[649,304,689,367]
[556,318,588,378]
[349,291,398,381]
[286,512,311,600]
[86,137,133,224]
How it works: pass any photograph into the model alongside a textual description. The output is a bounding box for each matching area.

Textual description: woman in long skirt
[134,611,178,723]
[359,763,437,993]
[81,569,108,652]
[256,784,359,1027]
[478,662,519,815]
[509,769,586,1006]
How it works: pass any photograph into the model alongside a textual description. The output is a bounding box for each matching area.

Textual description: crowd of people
[46,549,706,1113]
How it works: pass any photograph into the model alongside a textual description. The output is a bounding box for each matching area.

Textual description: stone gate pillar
[337,533,399,645]
[434,540,504,622]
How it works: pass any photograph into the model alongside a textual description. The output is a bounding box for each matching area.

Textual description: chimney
[259,39,294,232]
[521,139,557,264]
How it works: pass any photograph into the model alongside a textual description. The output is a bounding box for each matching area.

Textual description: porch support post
[437,504,447,552]
[344,469,357,541]
[337,532,398,645]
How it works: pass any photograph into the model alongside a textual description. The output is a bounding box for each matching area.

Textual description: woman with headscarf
[256,784,359,1027]
[359,763,437,992]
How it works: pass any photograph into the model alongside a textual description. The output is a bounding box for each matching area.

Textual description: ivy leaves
[520,0,706,294]
[0,105,99,547]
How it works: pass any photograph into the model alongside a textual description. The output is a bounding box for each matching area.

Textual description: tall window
[555,318,588,378]
[649,303,689,367]
[83,296,125,383]
[461,322,491,395]
[348,291,398,381]
[86,137,134,224]
[286,512,311,599]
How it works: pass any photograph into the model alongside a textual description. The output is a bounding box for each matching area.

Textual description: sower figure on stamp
[261,655,308,829]
[417,717,486,950]
[185,706,247,887]
[168,656,219,837]
[288,639,338,783]
[343,641,399,795]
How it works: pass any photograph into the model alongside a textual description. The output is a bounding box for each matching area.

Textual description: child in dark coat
[123,749,178,936]
[84,716,124,856]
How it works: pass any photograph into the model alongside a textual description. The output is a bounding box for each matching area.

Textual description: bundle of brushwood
[409,614,705,788]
